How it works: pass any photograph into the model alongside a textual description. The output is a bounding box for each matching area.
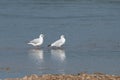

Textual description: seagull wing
[51,39,62,47]
[30,38,39,44]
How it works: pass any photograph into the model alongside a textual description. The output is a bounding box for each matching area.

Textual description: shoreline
[5,73,120,80]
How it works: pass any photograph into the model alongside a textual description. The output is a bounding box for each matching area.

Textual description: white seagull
[28,34,44,47]
[48,35,66,47]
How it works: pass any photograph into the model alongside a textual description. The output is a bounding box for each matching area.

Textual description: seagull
[28,34,44,47]
[48,35,66,47]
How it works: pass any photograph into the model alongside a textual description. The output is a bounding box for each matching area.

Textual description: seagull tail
[48,44,51,47]
[28,42,31,45]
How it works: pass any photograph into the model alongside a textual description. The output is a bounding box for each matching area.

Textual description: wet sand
[5,73,120,80]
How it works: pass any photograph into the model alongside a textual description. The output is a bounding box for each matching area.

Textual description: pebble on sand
[5,73,120,80]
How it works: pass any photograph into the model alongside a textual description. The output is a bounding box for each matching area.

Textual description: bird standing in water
[48,35,66,48]
[28,34,44,48]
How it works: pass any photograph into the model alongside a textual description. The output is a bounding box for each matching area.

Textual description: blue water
[0,0,120,79]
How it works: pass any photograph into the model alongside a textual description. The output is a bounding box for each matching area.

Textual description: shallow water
[0,0,120,79]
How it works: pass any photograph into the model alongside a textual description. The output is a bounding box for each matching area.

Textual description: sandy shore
[5,73,120,80]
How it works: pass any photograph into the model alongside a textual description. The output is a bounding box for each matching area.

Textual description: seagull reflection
[29,49,44,63]
[51,49,66,62]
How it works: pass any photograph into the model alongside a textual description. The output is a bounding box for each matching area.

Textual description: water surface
[0,0,120,79]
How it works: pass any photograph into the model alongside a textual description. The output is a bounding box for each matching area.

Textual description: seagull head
[39,34,44,38]
[60,35,65,38]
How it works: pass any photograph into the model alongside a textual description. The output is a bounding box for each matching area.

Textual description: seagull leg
[35,46,39,49]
